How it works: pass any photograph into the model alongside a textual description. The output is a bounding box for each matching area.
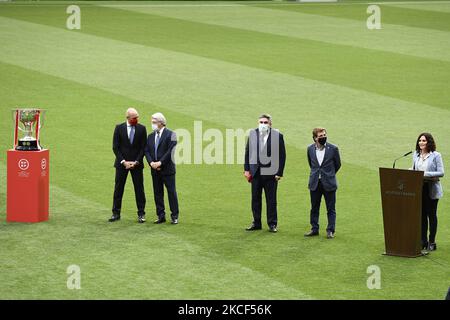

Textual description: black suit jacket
[113,123,147,169]
[307,143,341,192]
[244,128,286,177]
[145,128,177,176]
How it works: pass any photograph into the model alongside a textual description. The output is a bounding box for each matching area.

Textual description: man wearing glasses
[244,114,286,233]
[110,107,148,223]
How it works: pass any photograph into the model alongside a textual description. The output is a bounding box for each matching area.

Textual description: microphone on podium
[392,151,413,169]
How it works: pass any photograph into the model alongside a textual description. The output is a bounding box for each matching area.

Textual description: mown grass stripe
[0,162,311,299]
[253,1,450,32]
[0,48,449,300]
[0,5,449,112]
[108,3,450,63]
[1,16,449,182]
[384,2,450,13]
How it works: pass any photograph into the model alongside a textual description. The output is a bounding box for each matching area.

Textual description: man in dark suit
[145,112,179,224]
[244,114,286,233]
[110,108,147,223]
[305,127,341,239]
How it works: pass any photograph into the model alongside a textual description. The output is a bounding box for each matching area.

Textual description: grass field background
[0,0,449,299]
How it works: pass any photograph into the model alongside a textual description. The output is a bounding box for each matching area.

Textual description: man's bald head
[126,108,139,119]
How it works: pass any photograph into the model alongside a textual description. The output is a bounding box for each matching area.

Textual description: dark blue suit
[307,143,341,233]
[145,128,179,220]
[244,128,286,228]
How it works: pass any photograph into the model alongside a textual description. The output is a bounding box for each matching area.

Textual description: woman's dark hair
[416,132,436,154]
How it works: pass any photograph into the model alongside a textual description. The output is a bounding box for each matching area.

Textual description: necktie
[260,133,266,148]
[155,131,160,160]
[129,126,135,144]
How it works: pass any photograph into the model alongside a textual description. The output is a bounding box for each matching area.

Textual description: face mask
[151,123,158,131]
[259,123,269,133]
[318,137,327,146]
[128,118,138,126]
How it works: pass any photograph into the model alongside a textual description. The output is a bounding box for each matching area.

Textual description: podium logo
[41,158,47,170]
[397,180,406,191]
[18,159,29,171]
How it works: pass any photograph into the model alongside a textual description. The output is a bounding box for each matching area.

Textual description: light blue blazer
[412,151,444,199]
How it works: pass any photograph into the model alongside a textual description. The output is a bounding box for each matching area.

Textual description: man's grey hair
[152,112,167,126]
[259,113,272,122]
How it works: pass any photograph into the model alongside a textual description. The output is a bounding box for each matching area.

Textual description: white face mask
[259,123,269,133]
[151,123,158,131]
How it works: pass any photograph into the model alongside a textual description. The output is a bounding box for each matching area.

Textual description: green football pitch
[0,0,449,299]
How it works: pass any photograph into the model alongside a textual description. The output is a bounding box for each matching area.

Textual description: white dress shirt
[126,121,134,140]
[316,144,326,166]
[121,121,136,165]
[316,143,326,179]
[260,129,269,146]
[155,127,164,145]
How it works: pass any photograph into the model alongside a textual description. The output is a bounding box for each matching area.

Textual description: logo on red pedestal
[18,159,29,171]
[41,158,47,170]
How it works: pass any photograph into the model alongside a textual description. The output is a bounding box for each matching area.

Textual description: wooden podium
[379,168,423,257]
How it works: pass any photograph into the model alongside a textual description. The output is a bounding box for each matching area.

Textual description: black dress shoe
[154,217,166,224]
[327,231,335,239]
[138,215,146,223]
[108,214,121,222]
[422,241,429,250]
[428,243,437,251]
[269,225,278,233]
[246,223,262,231]
[304,230,319,237]
[171,218,178,225]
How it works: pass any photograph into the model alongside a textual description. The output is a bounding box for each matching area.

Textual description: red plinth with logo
[6,149,49,223]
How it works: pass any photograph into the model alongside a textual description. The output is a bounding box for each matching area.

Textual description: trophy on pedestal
[7,108,50,223]
[12,108,45,151]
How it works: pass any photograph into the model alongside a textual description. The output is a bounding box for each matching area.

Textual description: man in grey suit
[305,128,341,239]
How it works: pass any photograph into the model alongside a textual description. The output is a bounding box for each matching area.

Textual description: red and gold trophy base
[6,149,49,223]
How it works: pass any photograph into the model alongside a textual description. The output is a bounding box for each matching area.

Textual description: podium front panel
[379,168,423,257]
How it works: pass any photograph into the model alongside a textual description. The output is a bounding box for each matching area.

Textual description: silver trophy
[13,109,45,151]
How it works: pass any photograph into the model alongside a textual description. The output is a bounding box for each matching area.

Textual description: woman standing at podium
[412,133,444,251]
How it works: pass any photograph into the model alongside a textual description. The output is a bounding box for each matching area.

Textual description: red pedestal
[6,149,49,223]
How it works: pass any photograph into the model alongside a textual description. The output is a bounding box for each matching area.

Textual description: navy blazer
[145,128,177,176]
[112,122,147,169]
[244,128,286,177]
[307,143,341,192]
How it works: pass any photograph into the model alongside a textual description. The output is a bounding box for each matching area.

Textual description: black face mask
[318,137,327,146]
